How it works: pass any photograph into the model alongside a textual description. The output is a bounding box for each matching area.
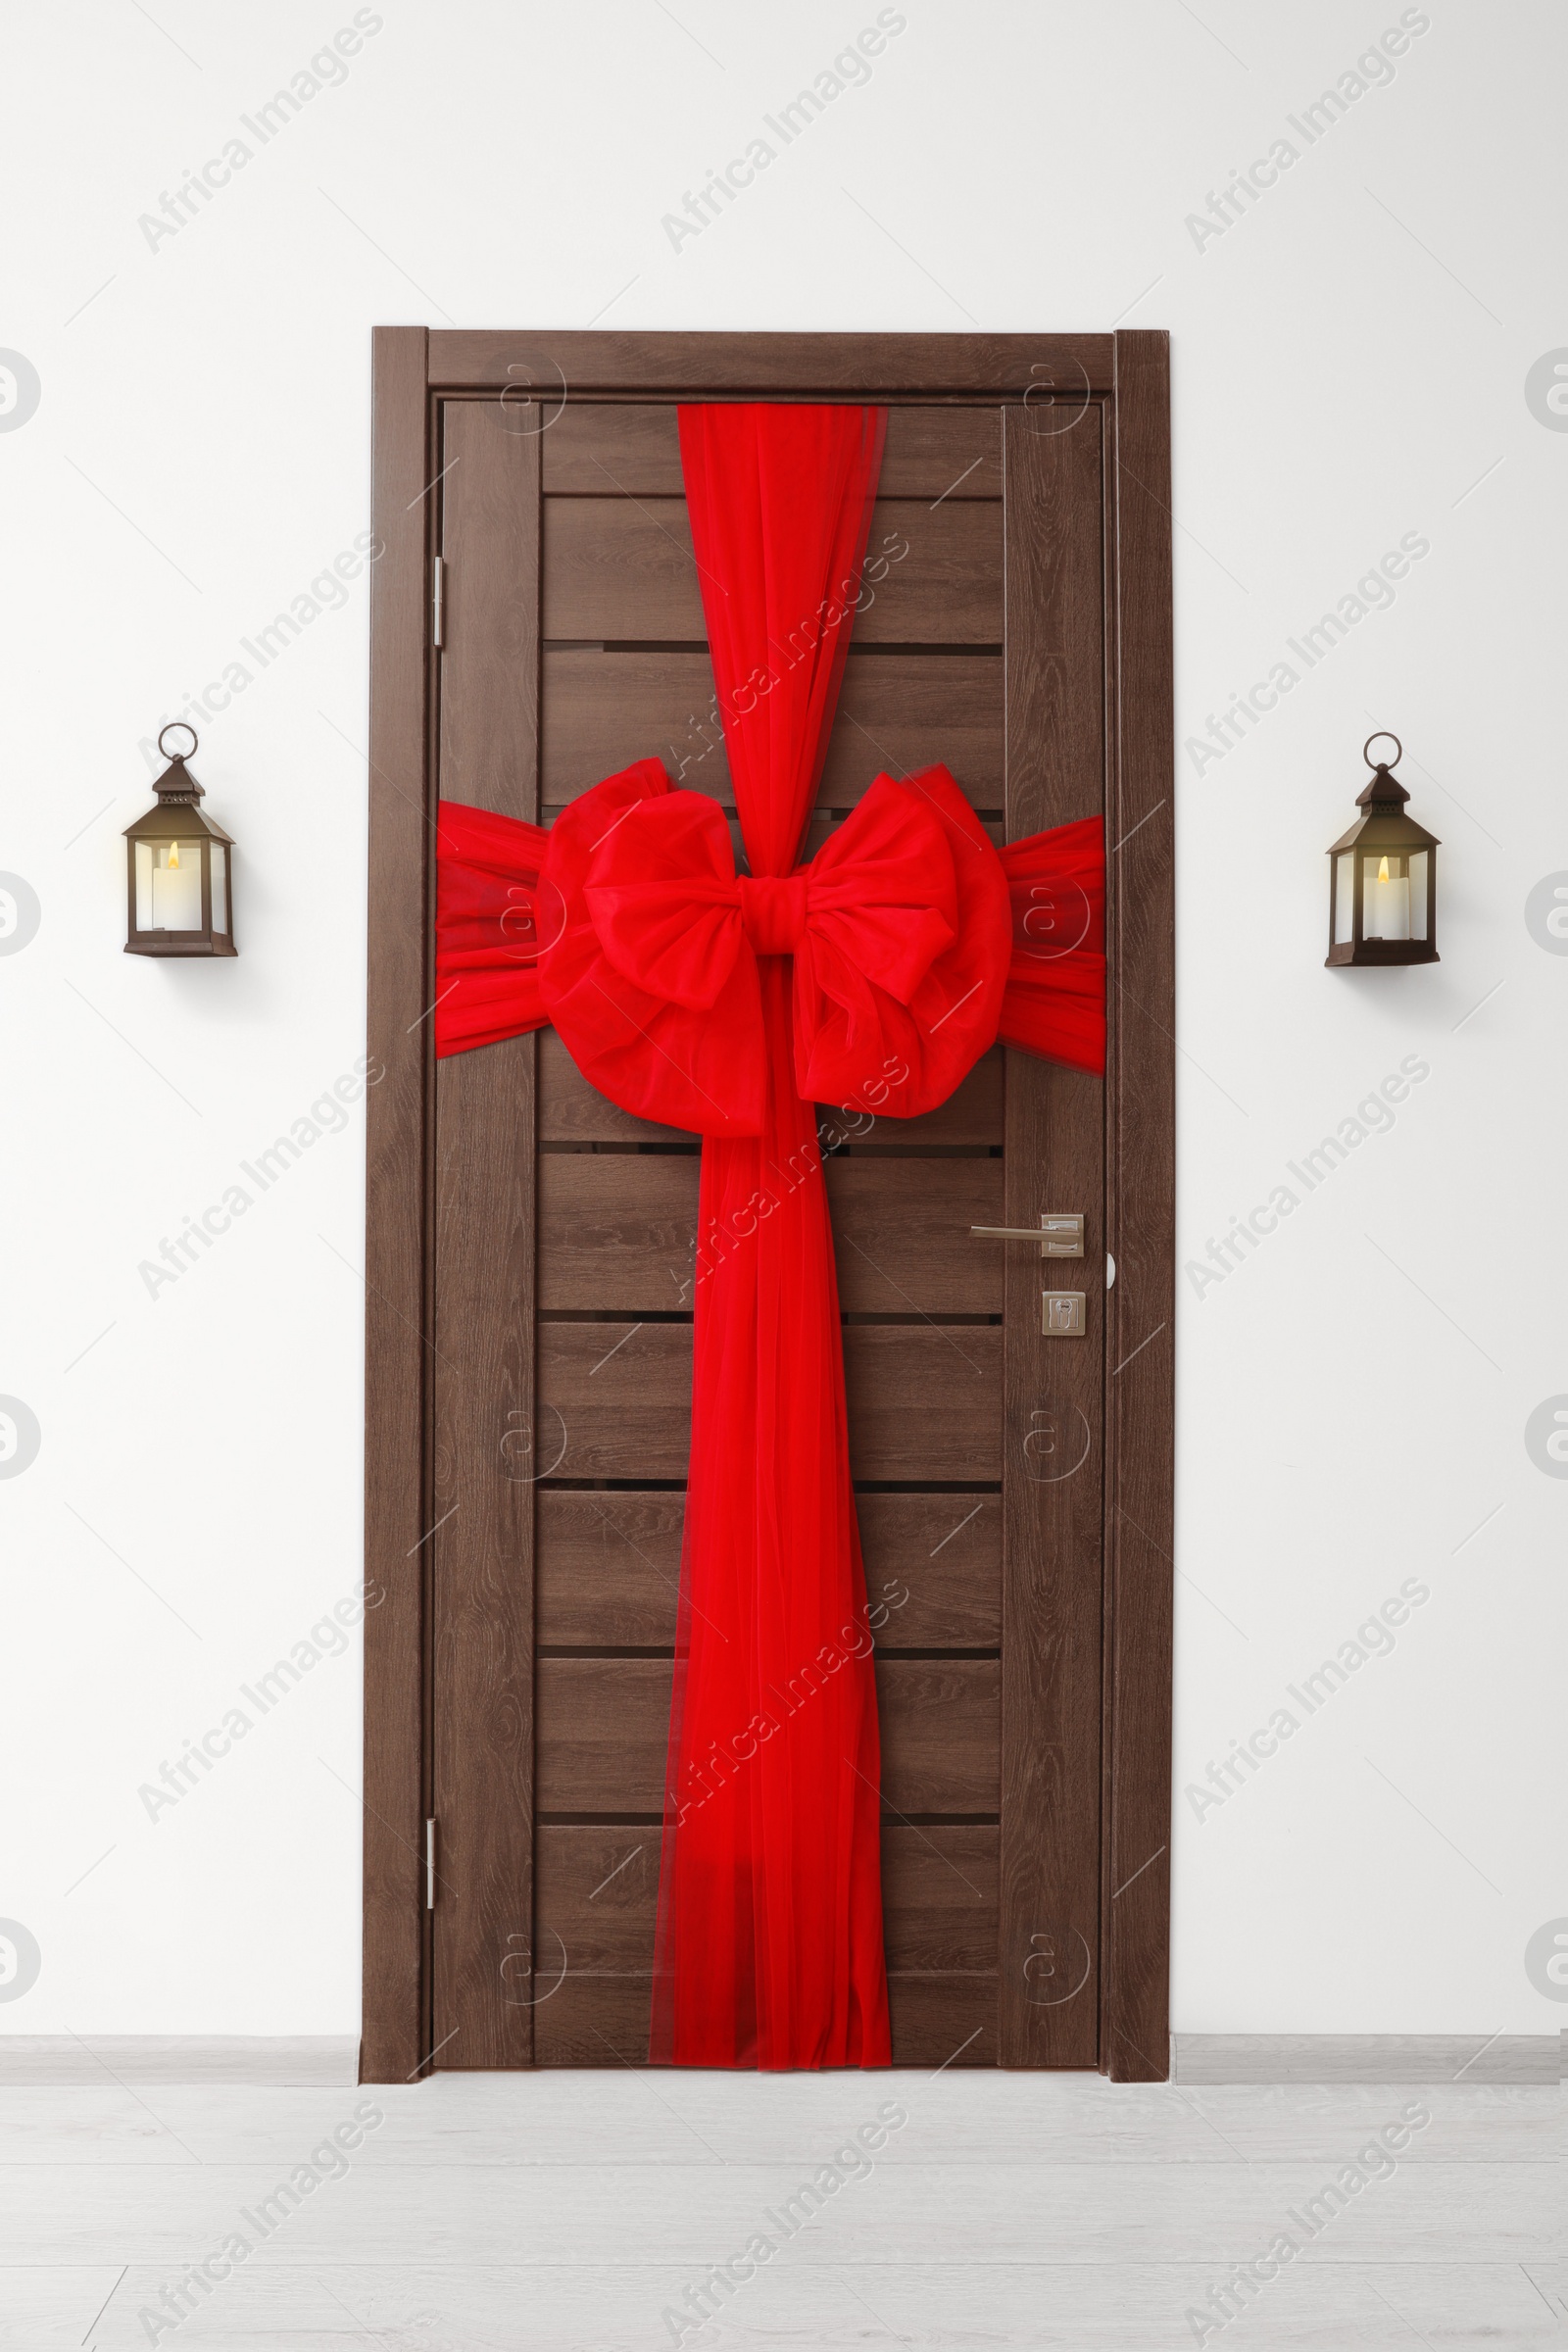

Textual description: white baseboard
[0,2035,359,2085]
[1172,2033,1561,2084]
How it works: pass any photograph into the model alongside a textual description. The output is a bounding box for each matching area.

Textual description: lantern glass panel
[210,842,228,934]
[1334,852,1355,945]
[1408,849,1428,942]
[1361,850,1411,942]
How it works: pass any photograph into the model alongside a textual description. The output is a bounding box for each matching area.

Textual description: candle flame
[1377,856,1390,882]
[168,842,180,870]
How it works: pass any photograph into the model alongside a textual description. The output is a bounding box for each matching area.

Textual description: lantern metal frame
[1325,733,1439,968]
[123,724,237,958]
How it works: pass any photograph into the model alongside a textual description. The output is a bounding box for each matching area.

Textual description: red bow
[535,757,1009,1136]
[433,771,1106,1118]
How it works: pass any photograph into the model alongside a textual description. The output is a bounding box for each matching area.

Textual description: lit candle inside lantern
[150,840,202,930]
[1364,853,1410,942]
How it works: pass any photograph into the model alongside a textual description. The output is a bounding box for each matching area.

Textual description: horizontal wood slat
[543,500,1002,643]
[536,1660,999,1814]
[877,1659,1000,1813]
[886,1976,998,2065]
[538,1324,1002,1482]
[539,1032,1004,1148]
[828,1159,1003,1314]
[535,1825,997,1974]
[537,1492,684,1646]
[880,1825,1000,1971]
[541,649,1004,810]
[538,1030,687,1143]
[531,1968,998,2066]
[541,404,1003,497]
[844,1325,1003,1482]
[538,1156,1003,1314]
[536,1491,1001,1649]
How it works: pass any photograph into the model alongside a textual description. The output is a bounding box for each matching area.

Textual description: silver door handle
[969,1213,1085,1258]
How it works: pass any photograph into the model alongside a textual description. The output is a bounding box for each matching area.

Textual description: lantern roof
[123,750,234,846]
[1326,761,1440,857]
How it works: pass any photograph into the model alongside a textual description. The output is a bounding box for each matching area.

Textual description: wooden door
[363,332,1174,2082]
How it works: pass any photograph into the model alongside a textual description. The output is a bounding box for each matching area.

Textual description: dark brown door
[362,321,1170,2088]
[427,392,1104,2069]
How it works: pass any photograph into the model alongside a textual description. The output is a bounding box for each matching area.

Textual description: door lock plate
[1043,1291,1087,1338]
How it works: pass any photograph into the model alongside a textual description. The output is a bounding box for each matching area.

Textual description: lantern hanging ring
[158,722,199,762]
[1362,731,1402,771]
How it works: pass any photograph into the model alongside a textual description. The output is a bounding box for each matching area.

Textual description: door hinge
[431,558,445,649]
[425,1817,437,1909]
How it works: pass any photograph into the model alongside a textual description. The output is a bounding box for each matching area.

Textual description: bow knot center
[737,870,809,957]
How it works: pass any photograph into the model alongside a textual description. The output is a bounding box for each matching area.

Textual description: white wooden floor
[1,2071,1559,2349]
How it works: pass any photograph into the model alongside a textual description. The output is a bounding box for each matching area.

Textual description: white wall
[3,0,1561,2039]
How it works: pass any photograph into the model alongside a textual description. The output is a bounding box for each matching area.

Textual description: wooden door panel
[392,361,1156,2082]
[538,1154,1002,1314]
[541,648,1004,811]
[541,402,1002,498]
[539,1031,1004,1147]
[538,1323,1001,1483]
[537,1658,999,1814]
[536,1489,1000,1649]
[543,499,1003,642]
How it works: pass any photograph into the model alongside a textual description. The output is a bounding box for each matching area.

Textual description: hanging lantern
[124,725,236,957]
[1326,733,1439,967]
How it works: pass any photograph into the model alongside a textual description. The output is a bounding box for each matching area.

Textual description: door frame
[360,328,1174,2082]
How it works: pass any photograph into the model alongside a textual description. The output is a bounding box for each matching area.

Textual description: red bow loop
[583,792,746,1011]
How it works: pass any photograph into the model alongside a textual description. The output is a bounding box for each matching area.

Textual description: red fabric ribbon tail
[652,404,893,2069]
[996,818,1107,1076]
[432,801,550,1057]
